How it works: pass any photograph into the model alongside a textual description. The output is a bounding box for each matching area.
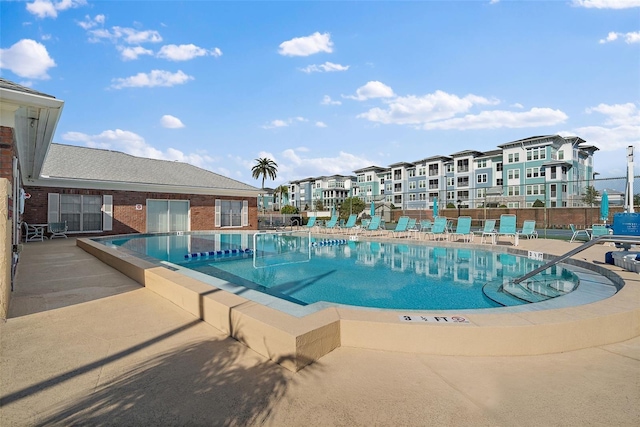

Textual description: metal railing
[513,235,640,285]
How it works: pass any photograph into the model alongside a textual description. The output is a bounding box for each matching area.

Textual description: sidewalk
[1,238,638,426]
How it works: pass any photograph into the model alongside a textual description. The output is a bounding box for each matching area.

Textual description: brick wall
[392,206,626,229]
[23,186,259,234]
[0,126,16,182]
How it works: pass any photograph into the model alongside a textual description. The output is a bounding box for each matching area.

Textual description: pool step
[483,276,578,306]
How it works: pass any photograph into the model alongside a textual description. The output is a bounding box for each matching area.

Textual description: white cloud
[262,117,309,129]
[315,121,327,128]
[573,103,640,152]
[160,115,185,129]
[118,46,153,61]
[278,32,333,57]
[62,129,216,167]
[110,70,193,89]
[157,44,222,61]
[357,89,499,124]
[599,31,640,44]
[420,108,568,130]
[511,103,524,109]
[586,103,640,126]
[26,0,86,19]
[321,95,341,106]
[0,39,56,79]
[344,81,395,101]
[275,148,374,181]
[78,14,105,30]
[89,26,162,44]
[572,0,640,9]
[299,61,350,73]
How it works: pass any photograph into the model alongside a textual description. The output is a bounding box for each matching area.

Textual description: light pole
[457,199,462,217]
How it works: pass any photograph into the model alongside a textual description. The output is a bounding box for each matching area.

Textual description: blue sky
[1,0,639,189]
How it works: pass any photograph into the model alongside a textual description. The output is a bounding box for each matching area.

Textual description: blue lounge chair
[358,215,383,236]
[390,216,410,238]
[518,220,537,239]
[320,214,339,233]
[449,216,473,242]
[590,224,610,241]
[569,224,589,242]
[48,221,68,239]
[496,214,518,246]
[305,216,317,229]
[425,217,448,241]
[478,219,497,244]
[340,214,358,234]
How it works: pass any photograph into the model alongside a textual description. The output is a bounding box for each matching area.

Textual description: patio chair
[305,216,317,229]
[339,214,358,234]
[425,217,448,241]
[320,214,339,233]
[518,220,538,239]
[496,214,518,246]
[449,216,474,242]
[477,219,497,244]
[590,224,611,241]
[569,224,590,242]
[390,216,410,238]
[22,221,45,242]
[357,215,384,236]
[48,221,68,239]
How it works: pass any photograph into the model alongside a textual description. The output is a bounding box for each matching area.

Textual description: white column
[628,146,634,213]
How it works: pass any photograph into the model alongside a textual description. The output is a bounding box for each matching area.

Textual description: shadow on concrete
[32,338,296,426]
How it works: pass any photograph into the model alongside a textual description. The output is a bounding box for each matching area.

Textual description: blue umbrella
[433,197,438,218]
[370,201,376,217]
[331,205,336,217]
[600,190,609,223]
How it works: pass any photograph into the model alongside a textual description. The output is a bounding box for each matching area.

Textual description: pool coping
[77,235,640,372]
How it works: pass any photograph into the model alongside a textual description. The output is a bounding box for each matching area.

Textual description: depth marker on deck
[399,315,470,324]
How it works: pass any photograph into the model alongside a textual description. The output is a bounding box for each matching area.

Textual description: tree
[582,185,599,207]
[532,199,545,207]
[314,199,324,211]
[251,158,278,189]
[634,193,640,207]
[281,205,298,214]
[338,197,366,220]
[274,184,288,210]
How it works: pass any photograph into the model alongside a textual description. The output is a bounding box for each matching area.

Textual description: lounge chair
[449,216,473,242]
[390,216,410,238]
[590,224,611,241]
[48,221,68,239]
[320,214,339,233]
[340,214,358,234]
[477,219,497,244]
[305,216,317,230]
[22,221,45,242]
[518,220,537,239]
[425,217,448,241]
[496,214,518,246]
[358,215,384,236]
[569,224,589,243]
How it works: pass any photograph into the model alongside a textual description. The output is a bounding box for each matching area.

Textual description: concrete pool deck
[1,238,639,425]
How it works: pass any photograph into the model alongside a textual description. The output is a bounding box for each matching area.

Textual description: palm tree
[274,184,289,210]
[251,158,278,189]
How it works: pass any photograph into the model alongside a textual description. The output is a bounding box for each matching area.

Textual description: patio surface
[1,237,638,426]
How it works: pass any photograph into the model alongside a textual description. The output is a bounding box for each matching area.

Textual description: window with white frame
[429,164,439,176]
[408,169,416,177]
[447,177,454,186]
[409,194,416,201]
[429,179,438,189]
[508,186,520,196]
[419,180,426,188]
[445,164,454,173]
[496,162,503,172]
[149,199,191,232]
[476,159,487,168]
[48,193,112,232]
[526,184,545,195]
[419,167,426,176]
[457,176,469,187]
[507,202,520,208]
[447,191,455,200]
[527,147,546,161]
[476,188,486,198]
[419,193,426,200]
[409,181,416,189]
[477,173,487,184]
[508,153,520,163]
[508,169,520,180]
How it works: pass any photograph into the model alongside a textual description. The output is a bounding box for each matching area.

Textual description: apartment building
[288,135,598,212]
[289,174,357,211]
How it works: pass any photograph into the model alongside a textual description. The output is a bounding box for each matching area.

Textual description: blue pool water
[101,232,579,311]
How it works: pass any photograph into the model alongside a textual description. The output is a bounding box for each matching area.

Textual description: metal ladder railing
[513,235,640,285]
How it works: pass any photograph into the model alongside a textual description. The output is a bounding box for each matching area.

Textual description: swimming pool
[101,231,579,311]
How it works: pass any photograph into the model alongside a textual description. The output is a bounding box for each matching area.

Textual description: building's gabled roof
[0,78,56,98]
[388,161,415,168]
[450,149,484,158]
[412,155,452,164]
[39,144,259,194]
[477,149,502,158]
[353,165,388,174]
